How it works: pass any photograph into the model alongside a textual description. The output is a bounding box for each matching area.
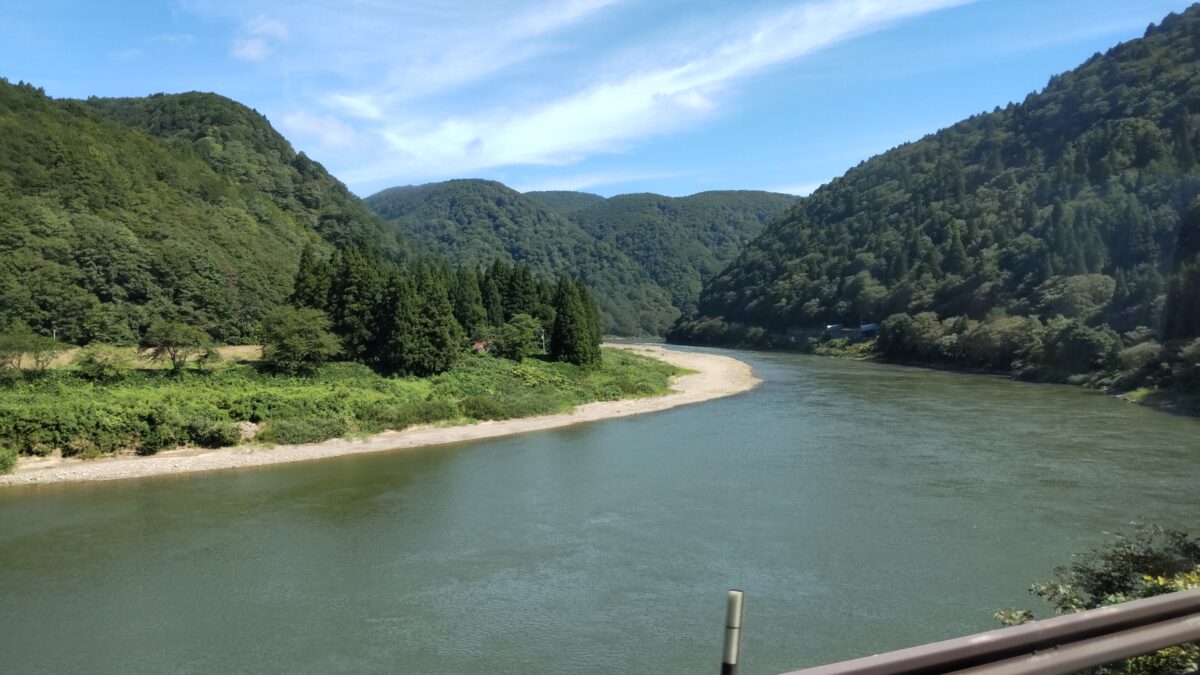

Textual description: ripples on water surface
[1,347,1197,674]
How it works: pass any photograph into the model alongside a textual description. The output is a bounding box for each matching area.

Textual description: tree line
[283,246,603,375]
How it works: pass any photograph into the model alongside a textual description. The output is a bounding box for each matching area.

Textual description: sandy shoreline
[1,345,759,487]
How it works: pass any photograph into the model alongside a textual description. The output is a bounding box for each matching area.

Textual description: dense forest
[524,190,606,215]
[0,81,407,345]
[670,6,1200,394]
[365,179,679,335]
[366,181,794,333]
[568,191,796,314]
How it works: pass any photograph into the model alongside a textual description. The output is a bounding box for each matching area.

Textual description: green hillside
[569,190,796,313]
[524,190,606,215]
[365,180,679,335]
[671,6,1200,388]
[0,81,407,344]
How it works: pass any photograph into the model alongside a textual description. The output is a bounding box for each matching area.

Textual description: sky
[0,0,1193,198]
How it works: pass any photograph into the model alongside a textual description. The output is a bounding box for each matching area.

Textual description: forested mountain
[569,191,796,313]
[0,81,407,344]
[366,179,679,335]
[671,6,1200,385]
[524,190,606,215]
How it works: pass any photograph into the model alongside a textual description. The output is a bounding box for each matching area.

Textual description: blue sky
[0,0,1192,197]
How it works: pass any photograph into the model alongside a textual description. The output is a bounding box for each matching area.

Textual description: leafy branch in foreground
[997,525,1200,674]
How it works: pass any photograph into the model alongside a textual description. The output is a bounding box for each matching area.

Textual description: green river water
[1,346,1197,674]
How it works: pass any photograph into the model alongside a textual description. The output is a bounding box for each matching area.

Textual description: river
[1,346,1197,674]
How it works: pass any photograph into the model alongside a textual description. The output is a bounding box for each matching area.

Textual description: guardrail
[718,588,1200,675]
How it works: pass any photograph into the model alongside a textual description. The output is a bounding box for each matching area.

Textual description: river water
[1,347,1197,674]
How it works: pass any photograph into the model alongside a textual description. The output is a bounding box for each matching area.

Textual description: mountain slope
[524,190,606,215]
[672,6,1200,366]
[365,180,679,335]
[569,191,796,313]
[0,81,407,344]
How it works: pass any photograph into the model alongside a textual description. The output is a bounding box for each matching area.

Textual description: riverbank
[1,345,759,486]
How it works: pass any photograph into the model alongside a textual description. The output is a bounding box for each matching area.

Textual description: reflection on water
[1,347,1197,674]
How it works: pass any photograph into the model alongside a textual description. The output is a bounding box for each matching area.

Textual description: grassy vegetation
[0,348,680,467]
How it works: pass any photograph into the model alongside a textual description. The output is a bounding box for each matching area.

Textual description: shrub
[1118,341,1163,371]
[261,306,341,374]
[73,344,133,381]
[185,417,241,448]
[0,445,16,474]
[258,415,350,445]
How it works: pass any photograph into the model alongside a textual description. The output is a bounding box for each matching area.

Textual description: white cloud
[149,33,198,46]
[281,111,360,150]
[231,37,271,61]
[341,0,971,184]
[513,170,694,193]
[770,181,827,197]
[246,16,289,40]
[230,15,288,61]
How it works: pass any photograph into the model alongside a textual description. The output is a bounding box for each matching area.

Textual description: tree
[492,314,541,362]
[72,344,133,381]
[260,307,340,374]
[997,525,1200,675]
[451,267,487,338]
[290,243,332,311]
[550,279,601,365]
[371,271,419,376]
[327,249,387,362]
[402,266,462,376]
[142,320,212,372]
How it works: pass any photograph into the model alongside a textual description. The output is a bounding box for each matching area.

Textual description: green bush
[0,445,16,474]
[258,415,350,445]
[72,344,133,381]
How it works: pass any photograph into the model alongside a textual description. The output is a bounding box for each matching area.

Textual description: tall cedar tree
[451,268,487,338]
[371,270,419,375]
[327,249,386,362]
[1163,201,1200,340]
[406,265,463,376]
[550,279,602,365]
[290,244,331,311]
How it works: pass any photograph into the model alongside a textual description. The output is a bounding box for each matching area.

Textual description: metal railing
[718,588,1200,675]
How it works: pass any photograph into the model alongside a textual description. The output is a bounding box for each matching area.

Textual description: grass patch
[0,348,681,458]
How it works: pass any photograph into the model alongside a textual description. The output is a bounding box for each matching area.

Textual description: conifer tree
[327,249,386,362]
[1163,202,1200,340]
[372,270,418,375]
[550,279,602,365]
[406,265,463,376]
[481,270,505,327]
[451,267,487,338]
[290,244,331,311]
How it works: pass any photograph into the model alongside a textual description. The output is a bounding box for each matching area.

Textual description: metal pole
[722,589,745,675]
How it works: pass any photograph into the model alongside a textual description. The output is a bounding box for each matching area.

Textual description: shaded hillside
[366,180,678,335]
[672,6,1200,384]
[570,190,796,313]
[524,190,606,215]
[0,81,406,344]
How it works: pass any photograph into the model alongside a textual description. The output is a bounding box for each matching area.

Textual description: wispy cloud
[149,33,198,46]
[512,170,695,193]
[230,15,289,61]
[337,0,970,185]
[769,181,827,197]
[281,111,361,150]
[186,0,969,189]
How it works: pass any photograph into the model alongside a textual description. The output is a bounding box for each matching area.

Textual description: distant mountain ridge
[365,180,680,335]
[367,182,794,333]
[569,190,797,314]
